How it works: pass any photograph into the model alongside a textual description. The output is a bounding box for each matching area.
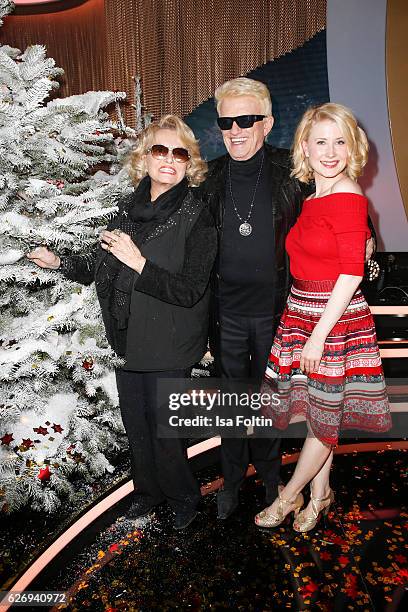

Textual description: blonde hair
[291,103,369,183]
[214,77,272,116]
[126,115,207,187]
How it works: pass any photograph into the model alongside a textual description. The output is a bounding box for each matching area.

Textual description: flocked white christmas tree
[0,0,147,512]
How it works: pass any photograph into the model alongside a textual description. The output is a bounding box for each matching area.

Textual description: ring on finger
[113,229,122,237]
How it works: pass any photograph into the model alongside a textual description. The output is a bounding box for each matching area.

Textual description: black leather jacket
[197,144,312,360]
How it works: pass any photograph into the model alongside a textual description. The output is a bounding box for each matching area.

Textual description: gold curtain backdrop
[2,0,326,123]
[105,0,326,123]
[1,0,107,98]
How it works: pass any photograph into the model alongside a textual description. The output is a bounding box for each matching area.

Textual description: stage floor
[12,446,405,611]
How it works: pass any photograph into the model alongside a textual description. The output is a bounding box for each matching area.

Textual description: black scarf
[128,174,189,240]
[95,176,188,330]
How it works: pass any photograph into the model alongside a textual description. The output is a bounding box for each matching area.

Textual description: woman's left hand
[300,337,325,375]
[100,229,146,273]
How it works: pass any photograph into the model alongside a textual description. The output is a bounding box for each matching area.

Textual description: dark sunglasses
[216,115,266,130]
[147,144,190,164]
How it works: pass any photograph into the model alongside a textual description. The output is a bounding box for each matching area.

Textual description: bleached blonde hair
[126,115,207,187]
[291,103,369,183]
[214,77,272,116]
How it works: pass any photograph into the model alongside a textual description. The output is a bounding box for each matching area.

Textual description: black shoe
[127,496,163,519]
[174,508,198,530]
[217,489,239,520]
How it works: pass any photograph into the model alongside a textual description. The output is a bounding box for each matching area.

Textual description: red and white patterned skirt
[261,278,391,445]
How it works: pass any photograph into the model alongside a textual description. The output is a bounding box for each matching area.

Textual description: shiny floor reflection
[26,448,407,611]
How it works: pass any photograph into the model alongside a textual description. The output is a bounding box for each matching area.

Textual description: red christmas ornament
[22,438,34,450]
[52,423,63,433]
[82,356,94,371]
[1,433,14,445]
[38,466,51,481]
[33,426,48,436]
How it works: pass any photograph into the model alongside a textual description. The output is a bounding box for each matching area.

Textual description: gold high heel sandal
[255,491,304,528]
[293,489,334,533]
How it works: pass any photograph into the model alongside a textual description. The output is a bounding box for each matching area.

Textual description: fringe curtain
[105,0,326,124]
[2,0,326,124]
[0,0,107,98]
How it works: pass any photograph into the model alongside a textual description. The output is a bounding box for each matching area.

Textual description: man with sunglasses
[199,77,312,520]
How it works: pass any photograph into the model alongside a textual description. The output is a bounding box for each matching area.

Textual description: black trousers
[116,368,201,513]
[218,311,281,496]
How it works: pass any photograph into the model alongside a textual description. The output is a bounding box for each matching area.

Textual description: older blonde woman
[255,103,391,531]
[28,115,217,530]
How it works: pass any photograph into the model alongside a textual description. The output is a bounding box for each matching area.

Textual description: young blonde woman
[255,103,391,531]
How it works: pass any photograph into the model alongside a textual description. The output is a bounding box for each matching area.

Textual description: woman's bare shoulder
[331,177,363,196]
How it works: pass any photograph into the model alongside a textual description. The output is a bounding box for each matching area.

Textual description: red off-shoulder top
[286,192,370,280]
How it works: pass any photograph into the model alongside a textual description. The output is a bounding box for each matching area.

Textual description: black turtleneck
[219,145,276,316]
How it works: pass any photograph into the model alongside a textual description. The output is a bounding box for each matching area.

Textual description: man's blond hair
[214,77,272,116]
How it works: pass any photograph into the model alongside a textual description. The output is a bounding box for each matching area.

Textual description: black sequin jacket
[60,189,217,371]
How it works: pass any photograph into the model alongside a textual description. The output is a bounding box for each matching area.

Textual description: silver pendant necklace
[228,150,264,236]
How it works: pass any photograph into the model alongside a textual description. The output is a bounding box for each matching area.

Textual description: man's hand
[365,236,375,262]
[100,229,146,273]
[27,246,60,269]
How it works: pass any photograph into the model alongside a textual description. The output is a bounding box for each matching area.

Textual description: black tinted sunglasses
[147,144,190,163]
[216,115,266,130]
